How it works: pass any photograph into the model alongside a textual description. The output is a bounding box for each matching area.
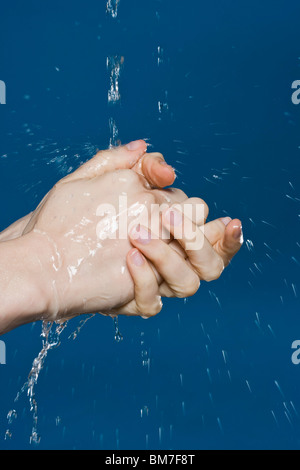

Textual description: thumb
[132,152,176,188]
[61,140,147,182]
[205,218,243,267]
[214,219,244,266]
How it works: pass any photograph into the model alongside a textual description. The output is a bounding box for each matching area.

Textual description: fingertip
[142,155,175,188]
[125,140,147,153]
[152,160,176,187]
[220,217,232,227]
[127,248,145,267]
[225,219,244,245]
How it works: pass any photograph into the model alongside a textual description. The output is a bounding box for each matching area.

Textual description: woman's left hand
[114,199,243,318]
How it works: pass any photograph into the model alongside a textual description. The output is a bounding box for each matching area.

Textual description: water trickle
[109,117,119,149]
[4,409,17,440]
[113,316,123,342]
[13,320,68,444]
[106,0,120,19]
[68,314,95,340]
[107,55,123,105]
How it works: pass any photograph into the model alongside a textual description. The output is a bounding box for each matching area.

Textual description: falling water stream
[6,321,68,443]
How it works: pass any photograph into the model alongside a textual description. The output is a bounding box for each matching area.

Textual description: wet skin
[0,140,243,333]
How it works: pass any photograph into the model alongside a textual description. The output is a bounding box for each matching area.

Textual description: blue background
[0,0,300,450]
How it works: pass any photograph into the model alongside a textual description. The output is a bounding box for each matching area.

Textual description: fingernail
[233,224,244,243]
[130,249,145,266]
[159,161,174,172]
[130,224,152,244]
[126,140,143,151]
[221,217,232,226]
[165,208,182,226]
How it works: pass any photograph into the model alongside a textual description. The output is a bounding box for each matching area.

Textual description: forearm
[0,233,52,335]
[0,213,32,242]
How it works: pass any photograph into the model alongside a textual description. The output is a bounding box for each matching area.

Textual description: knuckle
[151,298,163,315]
[194,198,209,222]
[95,149,104,159]
[126,303,140,316]
[139,296,163,317]
[169,188,187,202]
[183,275,201,297]
[175,274,200,298]
[143,191,157,208]
[151,152,164,160]
[205,258,225,282]
[117,168,140,184]
[150,242,168,265]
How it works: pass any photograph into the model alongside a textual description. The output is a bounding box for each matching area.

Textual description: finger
[132,152,176,188]
[149,195,209,224]
[213,219,244,267]
[200,217,230,245]
[178,197,209,225]
[61,140,147,182]
[129,225,200,298]
[162,206,225,282]
[159,282,176,298]
[169,240,186,258]
[118,249,162,318]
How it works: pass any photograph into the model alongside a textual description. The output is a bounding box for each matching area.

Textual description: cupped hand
[21,142,188,321]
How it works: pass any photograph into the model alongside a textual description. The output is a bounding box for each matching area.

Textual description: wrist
[0,213,32,242]
[0,232,54,334]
